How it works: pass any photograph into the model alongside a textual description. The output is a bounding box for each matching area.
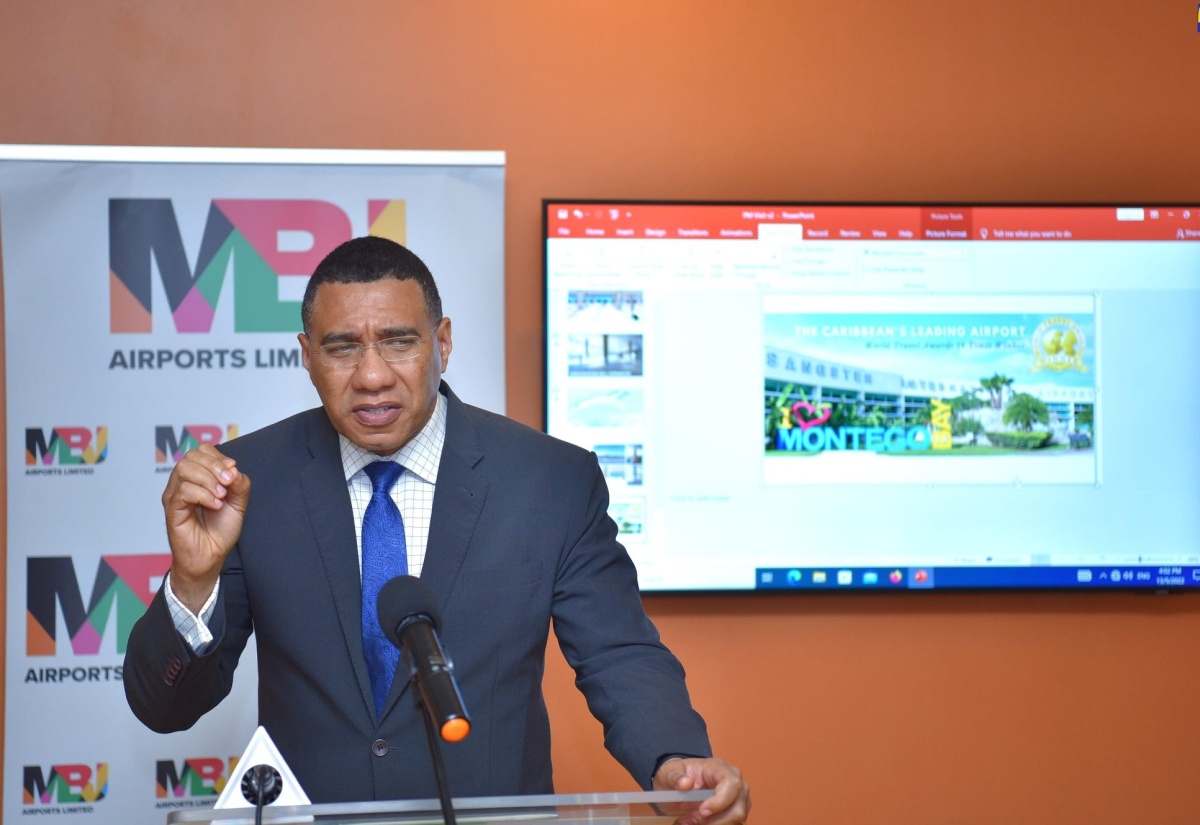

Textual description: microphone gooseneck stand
[414,691,458,825]
[378,576,469,825]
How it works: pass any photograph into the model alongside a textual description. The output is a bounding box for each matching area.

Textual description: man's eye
[381,337,420,353]
[324,344,361,359]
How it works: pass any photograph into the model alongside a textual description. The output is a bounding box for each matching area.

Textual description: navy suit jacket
[124,383,710,802]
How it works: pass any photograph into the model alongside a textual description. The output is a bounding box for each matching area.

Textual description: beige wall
[2,2,1198,821]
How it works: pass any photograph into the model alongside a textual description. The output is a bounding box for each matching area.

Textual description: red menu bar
[546,203,1200,242]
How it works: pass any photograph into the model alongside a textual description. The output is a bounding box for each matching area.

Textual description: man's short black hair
[301,236,443,333]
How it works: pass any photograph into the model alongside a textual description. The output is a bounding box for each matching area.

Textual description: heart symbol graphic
[792,401,831,431]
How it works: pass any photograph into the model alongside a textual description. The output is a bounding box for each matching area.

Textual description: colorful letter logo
[26,554,171,655]
[156,425,239,463]
[25,427,108,465]
[156,758,239,798]
[23,764,108,805]
[109,198,407,333]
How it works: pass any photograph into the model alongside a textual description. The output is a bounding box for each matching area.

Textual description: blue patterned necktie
[361,460,408,717]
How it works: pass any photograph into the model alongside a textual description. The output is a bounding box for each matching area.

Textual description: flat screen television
[543,200,1200,592]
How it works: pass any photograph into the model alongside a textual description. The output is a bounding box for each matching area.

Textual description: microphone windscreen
[376,575,443,647]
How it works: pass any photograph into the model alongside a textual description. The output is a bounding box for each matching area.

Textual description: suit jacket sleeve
[123,550,254,734]
[548,453,713,786]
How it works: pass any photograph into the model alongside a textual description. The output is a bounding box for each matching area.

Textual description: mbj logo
[27,554,171,656]
[156,425,239,463]
[156,758,239,799]
[110,198,408,333]
[23,763,108,805]
[25,427,108,465]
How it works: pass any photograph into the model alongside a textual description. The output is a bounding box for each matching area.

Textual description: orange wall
[2,2,1199,822]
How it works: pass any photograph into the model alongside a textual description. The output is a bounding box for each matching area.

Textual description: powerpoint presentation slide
[595,443,644,486]
[609,498,646,536]
[762,294,1098,485]
[567,388,644,429]
[568,333,644,376]
[567,289,643,328]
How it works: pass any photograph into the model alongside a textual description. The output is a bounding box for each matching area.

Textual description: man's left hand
[653,756,750,825]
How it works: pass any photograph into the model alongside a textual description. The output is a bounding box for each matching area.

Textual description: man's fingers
[183,444,237,483]
[176,478,234,513]
[165,473,231,515]
[164,447,242,510]
[697,775,740,818]
[653,759,694,792]
[223,465,252,509]
[654,758,749,825]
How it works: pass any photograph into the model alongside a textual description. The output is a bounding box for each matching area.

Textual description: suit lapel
[298,411,377,723]
[381,384,488,718]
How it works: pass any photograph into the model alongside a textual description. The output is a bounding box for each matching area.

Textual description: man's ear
[298,333,312,374]
[435,317,453,373]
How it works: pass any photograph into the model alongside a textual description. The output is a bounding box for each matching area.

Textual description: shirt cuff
[164,572,219,654]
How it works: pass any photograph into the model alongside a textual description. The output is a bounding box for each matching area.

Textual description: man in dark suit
[124,236,749,825]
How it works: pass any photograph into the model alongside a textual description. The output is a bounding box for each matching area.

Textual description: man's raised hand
[161,443,251,613]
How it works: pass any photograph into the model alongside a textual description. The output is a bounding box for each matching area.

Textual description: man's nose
[351,344,397,389]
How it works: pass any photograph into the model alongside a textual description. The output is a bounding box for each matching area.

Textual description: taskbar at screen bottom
[756,565,1200,590]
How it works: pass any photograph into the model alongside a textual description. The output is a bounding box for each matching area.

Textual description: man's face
[299,278,452,455]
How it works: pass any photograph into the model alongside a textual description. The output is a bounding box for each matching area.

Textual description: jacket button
[371,739,389,757]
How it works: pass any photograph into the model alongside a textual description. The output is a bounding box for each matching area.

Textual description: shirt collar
[338,391,447,484]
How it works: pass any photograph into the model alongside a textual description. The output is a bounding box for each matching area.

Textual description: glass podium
[165,790,712,824]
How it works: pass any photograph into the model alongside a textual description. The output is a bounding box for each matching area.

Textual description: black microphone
[240,764,282,825]
[376,575,471,742]
[240,764,281,806]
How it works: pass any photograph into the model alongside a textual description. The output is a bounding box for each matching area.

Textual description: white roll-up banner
[1,145,505,823]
